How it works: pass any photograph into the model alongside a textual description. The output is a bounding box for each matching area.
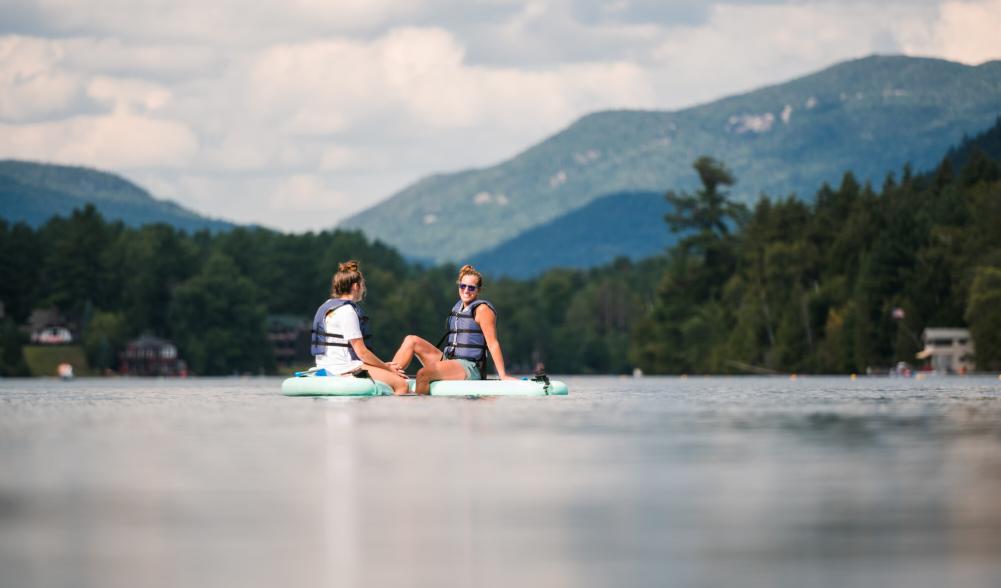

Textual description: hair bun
[457,264,483,288]
[338,260,359,273]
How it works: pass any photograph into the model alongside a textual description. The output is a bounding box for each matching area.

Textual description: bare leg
[414,360,468,395]
[362,363,409,395]
[392,335,443,371]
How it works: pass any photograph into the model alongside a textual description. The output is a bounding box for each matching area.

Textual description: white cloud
[898,0,1001,63]
[319,145,362,171]
[248,27,652,138]
[469,0,663,66]
[197,130,287,172]
[0,35,205,121]
[269,174,348,212]
[648,2,939,109]
[87,76,172,113]
[0,112,198,169]
[60,38,223,79]
[0,36,82,120]
[126,170,376,231]
[4,0,426,43]
[1,1,999,231]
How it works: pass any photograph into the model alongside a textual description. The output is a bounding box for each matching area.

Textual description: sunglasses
[457,283,478,292]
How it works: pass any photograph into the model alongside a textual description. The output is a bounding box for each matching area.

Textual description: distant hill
[0,160,232,232]
[471,191,676,278]
[946,115,1001,169]
[341,55,1001,265]
[482,115,1001,278]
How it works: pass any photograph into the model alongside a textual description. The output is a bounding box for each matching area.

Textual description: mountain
[470,191,676,278]
[478,116,1001,279]
[340,55,1001,265]
[0,160,232,232]
[946,115,1001,170]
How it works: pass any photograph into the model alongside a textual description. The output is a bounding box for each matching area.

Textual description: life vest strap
[311,330,371,340]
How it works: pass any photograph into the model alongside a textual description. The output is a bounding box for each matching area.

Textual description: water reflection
[1,376,1000,587]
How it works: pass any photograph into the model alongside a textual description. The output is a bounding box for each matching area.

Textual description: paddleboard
[280,375,568,397]
[281,375,393,396]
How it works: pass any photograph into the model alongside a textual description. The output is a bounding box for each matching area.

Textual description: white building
[32,326,73,344]
[26,307,75,344]
[916,328,975,374]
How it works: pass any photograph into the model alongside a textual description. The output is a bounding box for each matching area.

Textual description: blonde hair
[457,264,483,288]
[331,260,364,296]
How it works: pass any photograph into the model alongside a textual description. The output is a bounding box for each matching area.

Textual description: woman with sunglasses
[391,264,515,394]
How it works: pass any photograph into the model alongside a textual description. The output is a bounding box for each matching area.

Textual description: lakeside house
[120,335,185,376]
[916,328,975,374]
[26,308,75,344]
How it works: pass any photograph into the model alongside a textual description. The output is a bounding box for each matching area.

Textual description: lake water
[2,375,1000,588]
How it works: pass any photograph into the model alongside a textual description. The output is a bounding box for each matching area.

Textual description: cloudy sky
[2,0,1000,232]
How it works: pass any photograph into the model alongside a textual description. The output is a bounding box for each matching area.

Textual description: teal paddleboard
[280,376,567,397]
[281,376,393,396]
[413,378,568,396]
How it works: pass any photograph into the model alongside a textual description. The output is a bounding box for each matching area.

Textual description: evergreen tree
[168,252,274,375]
[0,220,42,322]
[0,318,29,376]
[83,311,128,372]
[37,204,116,316]
[108,224,197,337]
[665,157,748,283]
[965,266,1001,371]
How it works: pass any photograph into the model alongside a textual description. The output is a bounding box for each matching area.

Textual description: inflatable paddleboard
[281,374,568,397]
[281,375,393,396]
[412,378,568,396]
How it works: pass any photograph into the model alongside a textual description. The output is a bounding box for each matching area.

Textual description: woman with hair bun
[310,260,408,394]
[391,264,515,394]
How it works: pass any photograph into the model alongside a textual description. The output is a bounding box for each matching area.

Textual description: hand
[499,374,518,381]
[387,362,407,378]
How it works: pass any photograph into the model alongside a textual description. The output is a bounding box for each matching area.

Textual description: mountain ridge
[0,159,233,232]
[340,55,1001,264]
[470,191,675,278]
[476,113,1001,279]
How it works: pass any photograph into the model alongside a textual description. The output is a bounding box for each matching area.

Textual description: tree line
[632,151,1001,374]
[2,126,1000,376]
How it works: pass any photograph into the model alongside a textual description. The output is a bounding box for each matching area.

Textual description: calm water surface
[2,376,1000,588]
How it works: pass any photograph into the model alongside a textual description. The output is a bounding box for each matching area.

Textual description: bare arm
[350,338,404,376]
[476,306,514,379]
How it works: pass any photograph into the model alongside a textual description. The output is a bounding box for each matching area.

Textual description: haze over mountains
[340,55,1001,269]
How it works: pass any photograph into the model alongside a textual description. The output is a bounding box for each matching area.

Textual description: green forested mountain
[2,127,1000,376]
[341,55,1001,267]
[0,160,232,232]
[3,104,1001,377]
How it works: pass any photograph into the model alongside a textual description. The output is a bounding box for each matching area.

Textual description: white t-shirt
[315,304,364,375]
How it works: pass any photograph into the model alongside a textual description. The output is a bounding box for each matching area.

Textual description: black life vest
[310,298,371,358]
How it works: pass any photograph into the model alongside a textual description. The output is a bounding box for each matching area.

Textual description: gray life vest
[442,299,495,368]
[310,298,371,358]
